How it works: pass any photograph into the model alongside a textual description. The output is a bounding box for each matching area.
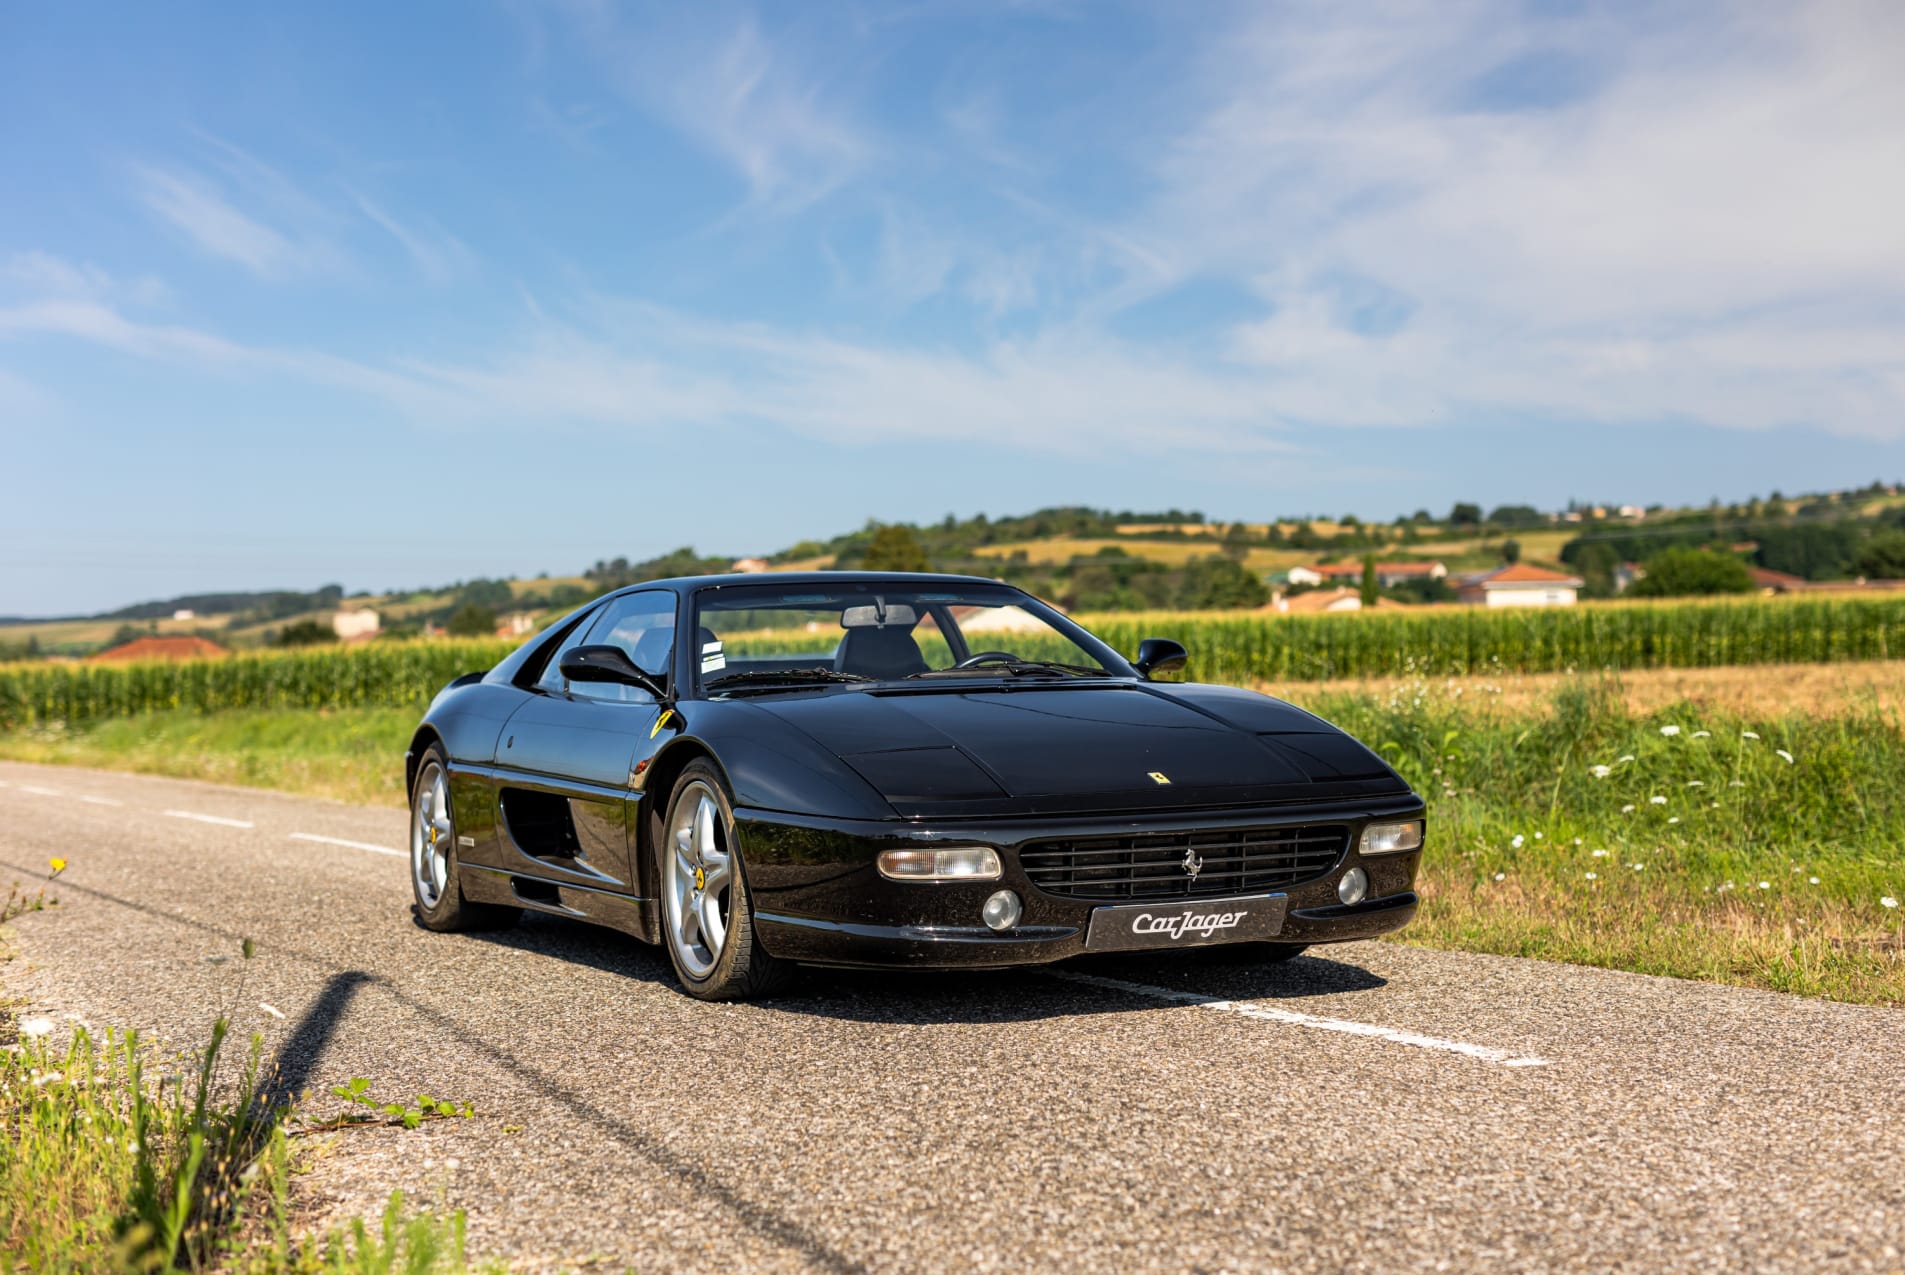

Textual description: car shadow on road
[459,911,1389,1025]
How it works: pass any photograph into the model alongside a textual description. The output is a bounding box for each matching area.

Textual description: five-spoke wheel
[656,759,791,999]
[412,759,453,910]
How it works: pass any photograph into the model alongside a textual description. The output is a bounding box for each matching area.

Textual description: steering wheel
[953,650,1018,669]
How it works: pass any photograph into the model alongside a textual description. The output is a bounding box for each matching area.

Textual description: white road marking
[21,785,63,796]
[163,809,255,829]
[1050,971,1553,1067]
[288,832,404,858]
[79,795,124,807]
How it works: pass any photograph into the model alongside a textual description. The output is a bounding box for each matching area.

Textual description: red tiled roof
[89,635,230,663]
[1750,567,1807,589]
[1467,563,1584,588]
[1317,561,1444,578]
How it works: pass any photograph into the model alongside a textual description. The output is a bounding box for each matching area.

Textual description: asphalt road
[3,759,1902,1274]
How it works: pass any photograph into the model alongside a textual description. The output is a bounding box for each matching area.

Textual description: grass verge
[0,709,415,807]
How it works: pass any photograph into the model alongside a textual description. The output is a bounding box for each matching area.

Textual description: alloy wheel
[412,761,453,909]
[665,781,732,978]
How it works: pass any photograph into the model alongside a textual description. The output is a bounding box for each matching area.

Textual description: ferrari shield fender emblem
[650,709,674,740]
[1182,848,1203,882]
[1148,771,1171,785]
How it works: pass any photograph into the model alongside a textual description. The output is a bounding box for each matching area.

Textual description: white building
[1456,563,1583,608]
[332,608,381,640]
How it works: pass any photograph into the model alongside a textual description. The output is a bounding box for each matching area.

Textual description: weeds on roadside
[1,858,66,925]
[0,936,495,1273]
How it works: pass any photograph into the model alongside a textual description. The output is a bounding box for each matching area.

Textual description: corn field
[0,640,517,730]
[2,596,1902,730]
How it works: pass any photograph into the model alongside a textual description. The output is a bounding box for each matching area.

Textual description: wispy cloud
[350,194,473,284]
[132,165,325,280]
[557,6,872,216]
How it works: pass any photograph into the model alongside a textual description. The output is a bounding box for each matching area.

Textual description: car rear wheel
[659,760,792,1000]
[410,747,520,932]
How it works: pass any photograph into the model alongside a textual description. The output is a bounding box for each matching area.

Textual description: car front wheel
[659,760,791,1000]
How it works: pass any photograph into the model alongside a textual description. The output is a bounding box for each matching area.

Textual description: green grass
[1,1003,493,1273]
[0,709,417,807]
[1283,677,1905,1003]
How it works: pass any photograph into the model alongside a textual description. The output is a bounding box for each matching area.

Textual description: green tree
[1627,548,1754,597]
[860,524,930,573]
[1502,538,1522,564]
[1175,556,1268,609]
[275,619,337,646]
[1359,555,1378,607]
[446,604,497,637]
[1448,502,1482,528]
[1856,530,1905,579]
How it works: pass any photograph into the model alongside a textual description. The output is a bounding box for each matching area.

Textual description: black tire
[657,759,793,1001]
[409,746,520,933]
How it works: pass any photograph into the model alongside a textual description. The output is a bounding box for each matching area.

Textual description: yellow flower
[48,858,66,874]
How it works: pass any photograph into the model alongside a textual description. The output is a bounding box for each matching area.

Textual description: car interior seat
[835,625,929,679]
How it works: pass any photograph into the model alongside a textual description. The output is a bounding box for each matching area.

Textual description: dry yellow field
[1261,659,1905,718]
[971,536,1313,572]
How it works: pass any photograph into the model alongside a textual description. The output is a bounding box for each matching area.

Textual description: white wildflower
[1758,881,1770,890]
[1630,863,1645,871]
[1585,872,1598,880]
[1590,765,1612,779]
[259,1003,285,1020]
[1742,731,1760,740]
[1775,749,1795,765]
[1883,897,1900,909]
[1493,872,1505,881]
[1534,832,1544,840]
[1659,725,1681,737]
[1809,877,1820,885]
[1593,849,1608,857]
[18,1017,53,1039]
[1691,730,1711,738]
[1621,803,1636,813]
[1650,795,1668,805]
[1686,780,1704,788]
[1618,754,1636,764]
[1510,834,1524,848]
[1667,816,1680,824]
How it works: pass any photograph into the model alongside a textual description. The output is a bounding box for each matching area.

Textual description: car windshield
[693,582,1118,693]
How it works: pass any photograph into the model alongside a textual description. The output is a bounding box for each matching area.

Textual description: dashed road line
[20,785,64,797]
[162,809,255,829]
[1049,970,1553,1067]
[79,795,124,807]
[288,832,404,858]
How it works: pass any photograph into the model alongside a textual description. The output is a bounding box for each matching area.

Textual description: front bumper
[737,797,1424,970]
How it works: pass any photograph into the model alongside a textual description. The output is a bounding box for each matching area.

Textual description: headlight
[1359,819,1424,856]
[877,847,1003,881]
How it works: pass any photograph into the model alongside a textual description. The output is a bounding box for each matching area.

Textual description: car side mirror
[559,645,668,698]
[1133,637,1188,678]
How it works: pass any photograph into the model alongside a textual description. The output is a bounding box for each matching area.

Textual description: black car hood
[743,682,1405,817]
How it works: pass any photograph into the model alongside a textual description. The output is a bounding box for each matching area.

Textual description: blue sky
[4,1,1904,615]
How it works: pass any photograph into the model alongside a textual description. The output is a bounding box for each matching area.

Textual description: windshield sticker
[702,640,723,655]
[700,641,726,674]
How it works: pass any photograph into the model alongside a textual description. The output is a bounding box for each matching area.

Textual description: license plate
[1084,894,1289,952]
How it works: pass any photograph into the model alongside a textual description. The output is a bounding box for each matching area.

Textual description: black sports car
[405,573,1423,999]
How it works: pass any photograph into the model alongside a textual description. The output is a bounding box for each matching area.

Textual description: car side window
[531,604,607,695]
[569,591,677,703]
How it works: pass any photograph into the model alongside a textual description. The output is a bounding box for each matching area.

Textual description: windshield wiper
[704,668,873,694]
[906,659,1106,680]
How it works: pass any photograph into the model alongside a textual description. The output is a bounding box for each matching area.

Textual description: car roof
[609,570,1014,598]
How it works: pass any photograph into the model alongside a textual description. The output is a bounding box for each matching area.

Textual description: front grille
[1019,824,1350,901]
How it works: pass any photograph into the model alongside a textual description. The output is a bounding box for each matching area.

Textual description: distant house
[497,611,539,638]
[1313,560,1447,589]
[1284,566,1324,587]
[1456,563,1584,608]
[1272,587,1376,614]
[730,557,770,574]
[1750,567,1808,594]
[332,608,381,641]
[171,608,196,621]
[1614,562,1646,594]
[90,635,229,663]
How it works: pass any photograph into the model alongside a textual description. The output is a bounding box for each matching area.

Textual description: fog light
[877,847,1002,882]
[1338,866,1369,906]
[982,889,1022,931]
